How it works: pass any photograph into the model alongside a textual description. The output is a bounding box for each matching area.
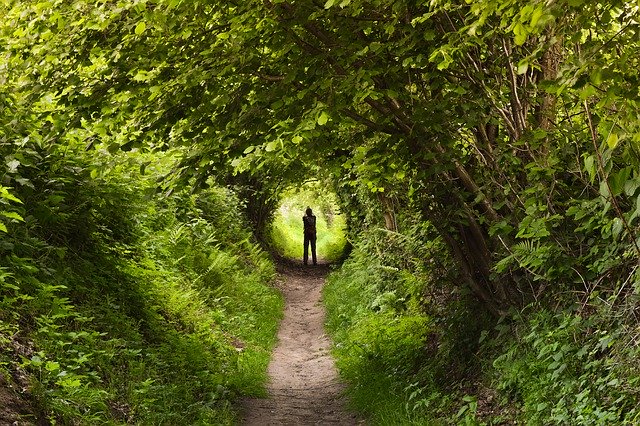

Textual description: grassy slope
[323,238,640,425]
[0,154,283,424]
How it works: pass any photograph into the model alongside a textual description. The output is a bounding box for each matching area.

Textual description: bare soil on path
[241,260,362,426]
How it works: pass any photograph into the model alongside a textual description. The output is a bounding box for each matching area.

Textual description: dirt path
[241,261,361,426]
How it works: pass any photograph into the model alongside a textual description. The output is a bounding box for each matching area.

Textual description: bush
[0,147,283,424]
[489,306,640,425]
[324,234,490,424]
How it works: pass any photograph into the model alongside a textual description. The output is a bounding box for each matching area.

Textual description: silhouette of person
[303,207,317,265]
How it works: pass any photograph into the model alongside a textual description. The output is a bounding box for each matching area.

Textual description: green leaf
[317,112,329,126]
[265,141,278,152]
[0,211,23,222]
[107,143,120,154]
[57,377,82,388]
[612,218,623,238]
[140,161,151,176]
[624,177,640,197]
[6,159,20,173]
[530,7,544,27]
[324,0,336,8]
[30,355,43,367]
[599,181,610,199]
[45,361,60,372]
[0,222,7,233]
[606,133,619,149]
[610,167,631,196]
[513,23,527,46]
[0,188,22,204]
[135,22,147,35]
[516,60,529,75]
[584,156,596,183]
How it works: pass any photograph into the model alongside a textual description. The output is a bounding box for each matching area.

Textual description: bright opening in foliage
[270,182,347,263]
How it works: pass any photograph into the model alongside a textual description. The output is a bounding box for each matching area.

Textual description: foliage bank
[0,145,282,424]
[325,184,640,424]
[324,202,499,424]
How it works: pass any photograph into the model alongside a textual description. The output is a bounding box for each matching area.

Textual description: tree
[4,0,639,313]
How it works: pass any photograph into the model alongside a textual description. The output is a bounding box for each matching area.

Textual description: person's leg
[311,234,317,265]
[303,233,309,265]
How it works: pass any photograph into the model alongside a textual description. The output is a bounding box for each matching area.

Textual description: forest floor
[240,259,362,425]
[0,369,38,425]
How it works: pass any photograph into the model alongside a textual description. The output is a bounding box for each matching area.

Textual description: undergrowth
[324,218,640,425]
[486,301,640,425]
[323,222,495,425]
[0,146,283,424]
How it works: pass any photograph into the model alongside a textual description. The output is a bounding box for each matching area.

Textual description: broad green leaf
[624,177,640,197]
[517,60,528,75]
[530,7,543,27]
[513,23,527,46]
[30,355,43,366]
[611,218,623,238]
[584,156,596,183]
[45,361,60,372]
[265,141,278,152]
[317,112,329,126]
[59,378,82,388]
[324,0,336,8]
[230,157,242,169]
[149,86,162,101]
[610,167,631,196]
[6,159,20,173]
[107,143,120,154]
[599,181,610,199]
[135,21,146,35]
[606,133,619,149]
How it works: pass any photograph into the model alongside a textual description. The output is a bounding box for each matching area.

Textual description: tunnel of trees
[1,0,640,424]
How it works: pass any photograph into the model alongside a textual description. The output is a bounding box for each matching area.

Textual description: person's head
[305,207,313,216]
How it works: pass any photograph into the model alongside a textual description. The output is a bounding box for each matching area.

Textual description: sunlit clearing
[270,183,347,263]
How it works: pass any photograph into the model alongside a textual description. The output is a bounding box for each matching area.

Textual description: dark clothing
[303,215,317,265]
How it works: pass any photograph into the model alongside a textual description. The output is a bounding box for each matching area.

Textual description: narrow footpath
[241,261,361,425]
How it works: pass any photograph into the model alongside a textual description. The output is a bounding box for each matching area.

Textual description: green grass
[323,252,437,425]
[322,246,472,425]
[324,242,640,425]
[0,168,284,424]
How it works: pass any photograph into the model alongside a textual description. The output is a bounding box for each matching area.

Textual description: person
[303,207,317,265]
